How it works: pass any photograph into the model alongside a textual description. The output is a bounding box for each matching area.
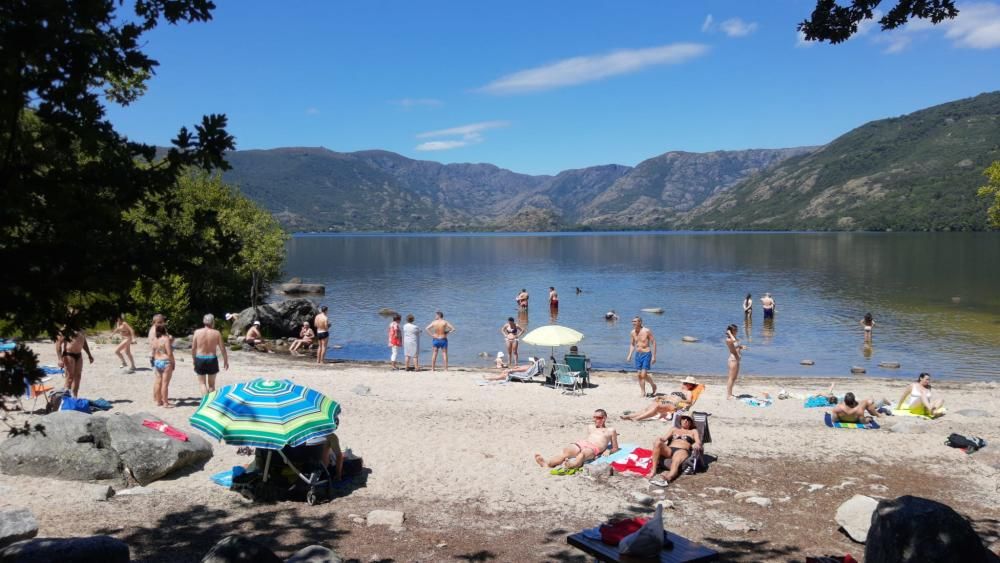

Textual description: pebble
[366,510,405,531]
[869,484,889,493]
[630,492,655,506]
[744,497,772,508]
[116,486,155,496]
[88,484,115,502]
[857,457,877,465]
[706,486,737,495]
[733,491,762,500]
[718,518,758,533]
[800,359,815,366]
[806,484,825,493]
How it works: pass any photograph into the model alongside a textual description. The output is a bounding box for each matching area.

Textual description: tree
[979,161,1000,229]
[0,0,235,339]
[799,0,958,43]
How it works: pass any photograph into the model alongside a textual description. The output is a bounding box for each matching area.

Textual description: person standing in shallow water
[761,292,776,319]
[743,293,753,319]
[626,317,657,398]
[861,312,875,344]
[516,288,529,311]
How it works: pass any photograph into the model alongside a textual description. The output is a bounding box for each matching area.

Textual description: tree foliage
[799,0,958,43]
[979,161,1000,229]
[0,0,235,338]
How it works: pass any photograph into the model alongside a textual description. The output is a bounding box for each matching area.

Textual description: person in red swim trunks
[534,409,619,470]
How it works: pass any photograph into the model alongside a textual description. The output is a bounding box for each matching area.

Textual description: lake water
[282,232,1000,381]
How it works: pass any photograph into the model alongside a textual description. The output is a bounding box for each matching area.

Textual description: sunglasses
[593,415,605,419]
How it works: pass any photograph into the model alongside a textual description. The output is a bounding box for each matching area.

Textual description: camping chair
[553,363,584,395]
[563,354,591,388]
[673,411,712,475]
[508,357,545,382]
[674,384,705,414]
[18,377,55,414]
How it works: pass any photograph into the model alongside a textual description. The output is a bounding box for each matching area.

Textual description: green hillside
[678,92,1000,231]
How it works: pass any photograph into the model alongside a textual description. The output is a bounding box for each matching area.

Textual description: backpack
[945,433,986,453]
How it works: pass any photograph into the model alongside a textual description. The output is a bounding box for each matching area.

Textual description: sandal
[648,477,669,488]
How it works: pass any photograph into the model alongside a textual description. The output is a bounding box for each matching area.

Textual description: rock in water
[801,359,815,366]
[851,366,866,374]
[106,413,212,486]
[835,494,879,543]
[202,536,282,563]
[231,299,320,338]
[641,308,664,314]
[0,536,129,563]
[279,282,325,295]
[0,509,38,549]
[878,362,901,369]
[681,336,699,343]
[377,308,397,317]
[865,496,993,562]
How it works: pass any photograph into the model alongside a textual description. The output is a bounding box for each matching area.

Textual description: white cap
[497,351,505,358]
[225,313,236,321]
[253,320,261,326]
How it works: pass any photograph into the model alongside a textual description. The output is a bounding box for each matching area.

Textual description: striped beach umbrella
[189,378,340,450]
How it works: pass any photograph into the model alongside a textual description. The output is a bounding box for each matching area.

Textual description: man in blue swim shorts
[425,311,456,371]
[626,317,657,398]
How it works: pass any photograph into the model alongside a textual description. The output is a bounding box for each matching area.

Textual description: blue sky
[106,0,1000,175]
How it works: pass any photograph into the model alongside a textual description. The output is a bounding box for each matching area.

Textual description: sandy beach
[2,338,998,562]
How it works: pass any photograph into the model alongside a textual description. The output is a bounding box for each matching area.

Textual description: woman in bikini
[860,312,875,343]
[896,372,945,417]
[725,324,746,399]
[648,414,702,487]
[151,324,175,407]
[620,376,700,421]
[499,317,523,368]
[113,315,137,372]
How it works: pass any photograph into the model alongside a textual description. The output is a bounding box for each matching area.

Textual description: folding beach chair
[19,378,55,414]
[673,411,712,474]
[553,363,584,395]
[563,354,591,388]
[508,357,545,382]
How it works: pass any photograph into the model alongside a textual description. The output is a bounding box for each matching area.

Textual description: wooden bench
[566,531,718,562]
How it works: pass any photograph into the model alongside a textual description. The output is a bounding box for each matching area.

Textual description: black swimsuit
[669,433,695,454]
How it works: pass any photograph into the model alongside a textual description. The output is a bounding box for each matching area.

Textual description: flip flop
[648,477,669,488]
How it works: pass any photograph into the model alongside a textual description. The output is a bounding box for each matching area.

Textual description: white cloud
[414,120,509,151]
[415,140,469,151]
[305,107,320,115]
[795,30,815,48]
[477,43,709,94]
[701,14,714,32]
[942,2,1000,48]
[880,34,913,53]
[392,98,444,108]
[720,18,758,37]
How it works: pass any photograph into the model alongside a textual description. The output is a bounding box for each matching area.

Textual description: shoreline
[2,344,998,561]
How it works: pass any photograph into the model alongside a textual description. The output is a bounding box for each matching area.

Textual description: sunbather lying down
[829,392,882,424]
[535,409,619,470]
[483,357,541,381]
[621,377,701,421]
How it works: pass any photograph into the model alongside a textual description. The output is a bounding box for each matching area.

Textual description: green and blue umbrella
[190,378,341,450]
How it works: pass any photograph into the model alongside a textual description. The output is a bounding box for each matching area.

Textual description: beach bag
[618,503,666,557]
[59,395,90,413]
[945,433,986,453]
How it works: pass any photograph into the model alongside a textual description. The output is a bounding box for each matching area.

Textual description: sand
[1,338,998,562]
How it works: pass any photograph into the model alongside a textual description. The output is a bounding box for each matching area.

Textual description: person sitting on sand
[648,414,701,487]
[244,321,270,352]
[830,392,881,423]
[896,372,945,417]
[534,409,619,470]
[620,376,701,421]
[289,321,314,355]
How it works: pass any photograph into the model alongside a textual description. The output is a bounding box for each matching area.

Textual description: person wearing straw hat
[647,413,702,488]
[620,376,700,422]
[626,317,657,397]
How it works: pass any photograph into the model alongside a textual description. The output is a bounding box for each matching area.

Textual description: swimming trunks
[763,308,774,319]
[62,351,82,360]
[194,355,220,376]
[432,338,448,349]
[315,331,329,341]
[574,440,602,457]
[153,359,170,372]
[634,351,652,371]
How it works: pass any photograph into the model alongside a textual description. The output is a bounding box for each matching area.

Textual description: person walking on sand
[725,324,747,399]
[191,313,229,396]
[743,293,753,319]
[426,311,455,371]
[56,325,93,398]
[534,409,619,471]
[861,312,875,343]
[151,324,175,407]
[516,289,529,311]
[403,314,420,371]
[314,305,330,364]
[626,317,657,397]
[388,314,402,370]
[500,317,523,368]
[761,292,776,319]
[113,315,137,373]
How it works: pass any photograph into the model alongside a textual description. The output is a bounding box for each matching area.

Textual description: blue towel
[0,342,15,352]
[587,443,638,466]
[741,397,773,407]
[210,466,247,487]
[41,366,64,375]
[805,396,833,408]
[90,398,112,411]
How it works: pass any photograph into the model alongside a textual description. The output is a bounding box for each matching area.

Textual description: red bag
[599,518,648,546]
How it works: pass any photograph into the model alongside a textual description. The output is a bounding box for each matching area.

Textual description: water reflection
[285,232,1000,380]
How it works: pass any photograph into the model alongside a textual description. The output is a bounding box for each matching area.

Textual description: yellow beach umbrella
[522,325,584,348]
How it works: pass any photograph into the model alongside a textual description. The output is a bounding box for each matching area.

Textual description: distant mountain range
[221,91,1000,232]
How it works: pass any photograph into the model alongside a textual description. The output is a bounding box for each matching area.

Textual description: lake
[282,232,1000,381]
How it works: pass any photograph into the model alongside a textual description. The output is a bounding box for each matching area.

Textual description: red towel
[610,447,653,476]
[600,518,648,546]
[142,419,189,442]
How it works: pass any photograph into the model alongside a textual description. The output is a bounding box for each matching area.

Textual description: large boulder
[231,299,319,338]
[106,412,212,486]
[0,411,120,481]
[0,509,38,549]
[201,536,282,563]
[835,494,879,543]
[865,496,995,563]
[0,536,129,563]
[0,411,211,485]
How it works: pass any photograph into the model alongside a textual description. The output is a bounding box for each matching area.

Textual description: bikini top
[503,324,519,336]
[672,434,696,445]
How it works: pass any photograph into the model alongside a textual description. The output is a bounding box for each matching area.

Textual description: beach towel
[587,443,638,467]
[210,466,246,487]
[891,407,945,419]
[805,396,835,408]
[41,365,64,375]
[142,419,189,441]
[824,413,880,429]
[0,341,15,352]
[611,447,653,476]
[89,398,112,411]
[741,397,773,407]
